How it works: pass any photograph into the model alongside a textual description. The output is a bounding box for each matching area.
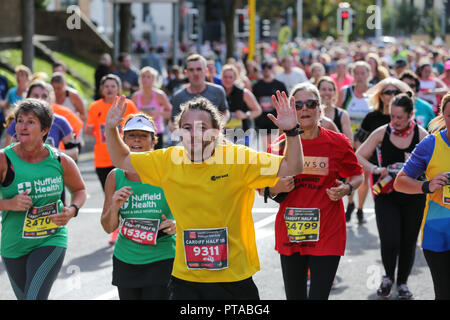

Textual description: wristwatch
[70,204,80,217]
[344,182,354,195]
[284,124,304,136]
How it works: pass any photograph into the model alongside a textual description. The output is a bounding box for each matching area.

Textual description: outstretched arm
[105,95,136,173]
[268,90,304,177]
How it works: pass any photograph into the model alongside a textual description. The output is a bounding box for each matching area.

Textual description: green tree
[255,0,382,40]
[394,0,421,35]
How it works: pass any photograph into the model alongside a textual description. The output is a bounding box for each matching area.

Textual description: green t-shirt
[1,144,66,258]
[113,169,175,265]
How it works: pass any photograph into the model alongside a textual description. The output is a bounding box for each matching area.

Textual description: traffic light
[236,9,249,37]
[337,5,352,35]
[260,19,271,39]
[341,10,349,20]
[188,8,199,40]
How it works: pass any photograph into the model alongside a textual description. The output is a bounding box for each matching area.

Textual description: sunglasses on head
[382,89,402,96]
[295,99,319,110]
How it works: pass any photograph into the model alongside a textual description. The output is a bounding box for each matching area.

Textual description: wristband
[70,204,80,217]
[371,165,378,174]
[284,123,304,136]
[421,181,432,194]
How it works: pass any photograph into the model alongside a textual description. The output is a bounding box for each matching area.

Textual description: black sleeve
[263,187,288,204]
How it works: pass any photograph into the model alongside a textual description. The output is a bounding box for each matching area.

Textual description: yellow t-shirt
[130,143,282,283]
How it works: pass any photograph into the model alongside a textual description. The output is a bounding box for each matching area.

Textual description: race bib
[183,228,228,270]
[120,218,160,245]
[259,96,274,111]
[23,202,60,239]
[284,208,320,242]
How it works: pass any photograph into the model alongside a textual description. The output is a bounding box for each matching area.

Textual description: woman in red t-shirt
[266,82,364,300]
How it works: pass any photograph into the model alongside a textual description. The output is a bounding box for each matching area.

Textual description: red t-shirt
[268,127,363,256]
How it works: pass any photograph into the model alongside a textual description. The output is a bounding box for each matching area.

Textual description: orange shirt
[86,98,138,168]
[52,103,83,138]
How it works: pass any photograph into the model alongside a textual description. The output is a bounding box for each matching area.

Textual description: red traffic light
[341,10,349,19]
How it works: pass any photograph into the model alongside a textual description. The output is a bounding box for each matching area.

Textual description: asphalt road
[0,147,435,301]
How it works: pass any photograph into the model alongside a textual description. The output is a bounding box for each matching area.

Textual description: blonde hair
[351,61,372,81]
[185,54,207,69]
[220,64,239,80]
[14,65,32,79]
[428,92,450,133]
[289,82,322,106]
[139,66,161,88]
[366,77,413,112]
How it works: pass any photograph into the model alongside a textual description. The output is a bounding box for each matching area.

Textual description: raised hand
[106,95,128,130]
[267,90,298,131]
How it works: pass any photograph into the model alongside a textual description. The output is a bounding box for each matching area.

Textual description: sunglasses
[262,65,272,69]
[295,99,319,110]
[382,89,402,96]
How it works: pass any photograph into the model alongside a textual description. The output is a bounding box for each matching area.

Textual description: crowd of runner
[0,37,449,300]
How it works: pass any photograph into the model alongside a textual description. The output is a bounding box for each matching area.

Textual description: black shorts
[168,276,260,300]
[112,256,174,288]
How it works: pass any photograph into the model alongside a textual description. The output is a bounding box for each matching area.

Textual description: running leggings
[280,253,340,300]
[374,194,425,285]
[423,249,450,300]
[2,246,66,300]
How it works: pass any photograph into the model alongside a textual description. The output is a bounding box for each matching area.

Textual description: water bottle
[373,175,393,196]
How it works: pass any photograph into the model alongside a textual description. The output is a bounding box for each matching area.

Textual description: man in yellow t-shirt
[131,144,282,285]
[105,93,304,299]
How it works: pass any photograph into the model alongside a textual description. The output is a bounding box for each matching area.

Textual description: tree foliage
[252,0,433,40]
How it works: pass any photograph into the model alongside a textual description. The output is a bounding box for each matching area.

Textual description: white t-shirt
[275,67,308,93]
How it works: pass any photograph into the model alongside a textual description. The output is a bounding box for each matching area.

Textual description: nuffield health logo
[18,182,32,194]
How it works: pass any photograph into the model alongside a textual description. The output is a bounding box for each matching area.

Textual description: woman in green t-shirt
[101,113,176,300]
[0,98,86,300]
